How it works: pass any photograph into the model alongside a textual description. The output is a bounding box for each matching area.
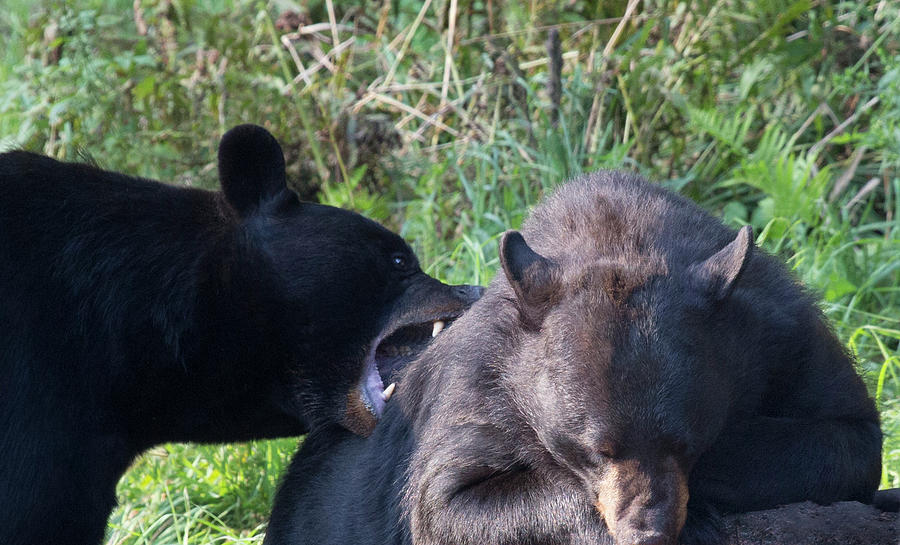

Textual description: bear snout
[612,530,673,545]
[452,283,485,304]
[593,455,689,545]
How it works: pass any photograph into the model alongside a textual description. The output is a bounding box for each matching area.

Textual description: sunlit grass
[108,440,295,544]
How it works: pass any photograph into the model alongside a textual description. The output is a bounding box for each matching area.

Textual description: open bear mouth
[376,320,446,376]
[355,316,456,420]
[341,282,483,437]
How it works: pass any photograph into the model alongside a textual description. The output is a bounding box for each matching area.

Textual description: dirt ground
[722,489,899,545]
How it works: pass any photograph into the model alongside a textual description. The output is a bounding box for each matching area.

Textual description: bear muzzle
[593,455,689,545]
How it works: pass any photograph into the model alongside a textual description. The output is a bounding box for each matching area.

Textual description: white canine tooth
[432,320,445,337]
[382,383,396,402]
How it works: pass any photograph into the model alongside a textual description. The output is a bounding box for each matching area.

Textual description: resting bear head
[497,222,752,543]
[215,125,482,436]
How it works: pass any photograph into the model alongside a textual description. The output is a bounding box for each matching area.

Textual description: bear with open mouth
[0,124,483,545]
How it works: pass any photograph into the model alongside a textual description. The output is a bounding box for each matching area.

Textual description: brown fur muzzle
[342,390,378,437]
[593,456,689,545]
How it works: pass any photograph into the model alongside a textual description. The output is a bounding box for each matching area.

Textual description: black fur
[0,125,482,545]
[265,172,882,545]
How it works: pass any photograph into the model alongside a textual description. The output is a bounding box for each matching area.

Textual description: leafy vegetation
[1,1,897,542]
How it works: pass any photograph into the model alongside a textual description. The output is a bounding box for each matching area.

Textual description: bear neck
[114,193,305,450]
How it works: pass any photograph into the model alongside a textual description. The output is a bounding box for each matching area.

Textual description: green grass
[1,1,898,543]
[106,440,295,544]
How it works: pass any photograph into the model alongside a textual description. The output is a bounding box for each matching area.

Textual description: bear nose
[453,284,485,303]
[619,531,671,545]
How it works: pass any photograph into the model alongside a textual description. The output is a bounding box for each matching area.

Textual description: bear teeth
[382,383,396,402]
[431,320,445,337]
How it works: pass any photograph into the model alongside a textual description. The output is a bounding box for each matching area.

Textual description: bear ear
[689,225,753,301]
[218,124,288,216]
[500,231,559,326]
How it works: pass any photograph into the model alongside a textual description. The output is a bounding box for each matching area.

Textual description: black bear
[264,172,882,545]
[0,124,482,545]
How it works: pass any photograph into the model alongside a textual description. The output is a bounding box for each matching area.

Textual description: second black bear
[264,172,882,545]
[0,125,482,545]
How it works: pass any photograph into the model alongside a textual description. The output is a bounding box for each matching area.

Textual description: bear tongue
[358,356,387,417]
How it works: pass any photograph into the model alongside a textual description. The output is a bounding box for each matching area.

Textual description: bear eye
[391,253,409,270]
[593,442,617,460]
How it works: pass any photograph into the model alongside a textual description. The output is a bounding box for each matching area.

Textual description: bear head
[215,124,482,436]
[496,224,753,545]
